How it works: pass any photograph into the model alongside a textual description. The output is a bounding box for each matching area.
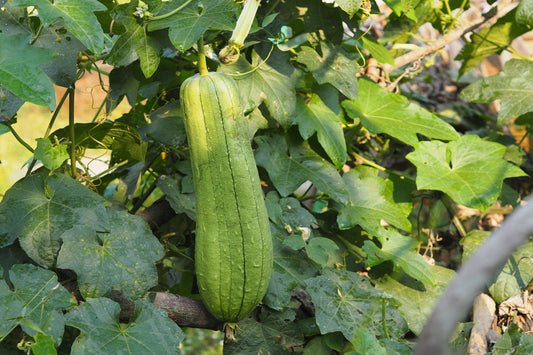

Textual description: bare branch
[414,199,533,355]
[383,0,519,74]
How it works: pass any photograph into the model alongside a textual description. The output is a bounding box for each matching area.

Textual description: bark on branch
[414,199,533,355]
[383,0,519,74]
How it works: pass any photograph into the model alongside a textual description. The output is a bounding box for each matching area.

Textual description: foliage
[0,0,532,353]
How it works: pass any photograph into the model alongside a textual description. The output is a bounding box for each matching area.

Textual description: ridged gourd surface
[180,72,273,322]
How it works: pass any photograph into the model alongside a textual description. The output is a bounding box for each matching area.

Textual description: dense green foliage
[1,0,533,353]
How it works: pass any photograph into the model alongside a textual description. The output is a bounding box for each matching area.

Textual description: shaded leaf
[0,173,109,267]
[254,133,348,204]
[306,237,339,267]
[305,269,408,341]
[296,43,359,100]
[294,95,347,169]
[65,298,184,354]
[34,138,69,171]
[157,174,196,220]
[56,209,164,299]
[375,266,455,335]
[140,100,186,148]
[12,0,106,54]
[488,238,533,304]
[363,228,435,287]
[220,51,297,128]
[342,79,459,147]
[461,59,533,123]
[148,0,238,51]
[406,135,526,210]
[337,169,411,233]
[0,33,57,109]
[0,264,76,342]
[223,308,304,355]
[263,227,319,311]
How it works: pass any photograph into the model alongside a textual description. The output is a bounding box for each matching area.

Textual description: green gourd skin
[180,71,273,322]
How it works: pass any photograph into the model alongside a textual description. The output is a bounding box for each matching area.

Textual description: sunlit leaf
[406,135,526,210]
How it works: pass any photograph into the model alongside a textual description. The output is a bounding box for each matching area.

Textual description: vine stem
[197,37,209,76]
[68,86,77,178]
[150,0,194,21]
[4,124,34,153]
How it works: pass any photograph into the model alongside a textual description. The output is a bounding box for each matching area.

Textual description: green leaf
[12,0,106,54]
[334,0,362,17]
[0,173,109,267]
[0,87,24,120]
[294,95,347,169]
[361,36,395,65]
[337,169,411,233]
[30,333,57,355]
[107,2,162,78]
[362,228,435,287]
[456,9,529,77]
[459,230,490,263]
[254,133,349,204]
[342,79,460,147]
[279,196,316,230]
[0,33,57,109]
[460,59,533,124]
[220,51,297,128]
[0,264,76,342]
[305,269,408,341]
[350,327,387,355]
[263,227,319,311]
[56,209,164,299]
[517,0,533,25]
[65,298,184,354]
[406,135,526,210]
[375,266,455,335]
[306,237,339,267]
[34,138,69,171]
[295,43,359,100]
[148,0,238,51]
[140,100,186,148]
[488,238,533,304]
[223,308,304,354]
[157,175,196,220]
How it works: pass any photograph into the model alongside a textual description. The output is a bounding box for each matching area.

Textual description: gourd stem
[197,37,209,76]
[68,86,77,178]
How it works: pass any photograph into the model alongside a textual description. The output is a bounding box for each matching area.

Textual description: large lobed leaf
[342,79,459,147]
[220,51,297,129]
[375,266,455,335]
[56,209,164,300]
[0,264,76,342]
[0,173,109,267]
[65,298,183,354]
[461,59,533,123]
[406,135,526,210]
[305,269,408,341]
[148,0,238,51]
